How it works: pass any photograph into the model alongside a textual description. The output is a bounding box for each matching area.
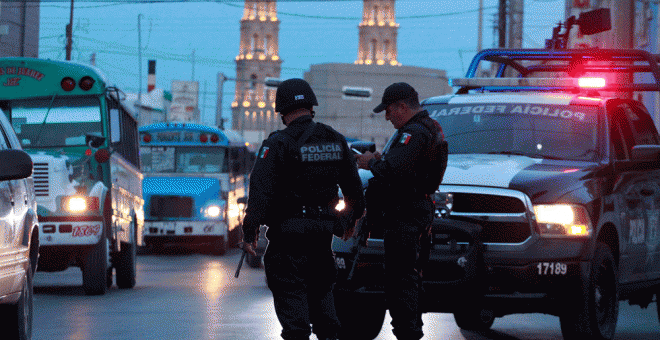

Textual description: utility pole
[137,14,143,121]
[216,73,227,129]
[477,0,483,52]
[498,0,506,48]
[65,0,74,60]
[508,0,523,49]
[191,50,195,81]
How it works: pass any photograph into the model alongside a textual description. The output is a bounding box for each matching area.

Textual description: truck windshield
[9,96,103,148]
[425,103,601,162]
[140,146,228,173]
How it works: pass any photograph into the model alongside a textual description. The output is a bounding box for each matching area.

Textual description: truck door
[609,102,651,284]
[621,102,660,280]
[0,113,15,254]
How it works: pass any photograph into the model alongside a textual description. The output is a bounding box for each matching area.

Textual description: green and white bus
[0,57,144,295]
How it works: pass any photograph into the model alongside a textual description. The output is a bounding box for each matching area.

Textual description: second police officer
[241,78,365,340]
[355,82,448,340]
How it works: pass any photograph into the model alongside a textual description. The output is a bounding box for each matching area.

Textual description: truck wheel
[453,308,495,331]
[0,263,33,340]
[336,291,386,340]
[560,242,618,340]
[83,236,109,295]
[115,220,137,289]
[247,253,262,268]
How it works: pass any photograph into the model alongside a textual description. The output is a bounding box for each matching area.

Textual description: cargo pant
[383,198,433,340]
[264,219,339,340]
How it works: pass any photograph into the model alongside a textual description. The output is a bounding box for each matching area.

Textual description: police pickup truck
[333,47,660,340]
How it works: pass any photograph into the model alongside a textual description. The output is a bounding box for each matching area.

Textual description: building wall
[305,63,451,151]
[0,1,39,58]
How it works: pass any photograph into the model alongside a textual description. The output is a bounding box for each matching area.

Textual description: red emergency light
[578,77,605,89]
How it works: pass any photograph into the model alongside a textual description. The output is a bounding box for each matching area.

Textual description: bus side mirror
[110,108,121,144]
[85,133,106,149]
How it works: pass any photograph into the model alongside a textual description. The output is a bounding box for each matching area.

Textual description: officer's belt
[279,217,335,234]
[282,205,336,220]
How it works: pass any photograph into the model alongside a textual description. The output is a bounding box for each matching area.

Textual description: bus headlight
[534,204,592,237]
[204,205,222,218]
[61,196,99,214]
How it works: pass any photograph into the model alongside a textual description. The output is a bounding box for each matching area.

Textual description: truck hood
[443,154,592,201]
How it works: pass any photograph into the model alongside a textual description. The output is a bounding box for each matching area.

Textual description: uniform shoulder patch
[399,132,412,145]
[259,146,270,158]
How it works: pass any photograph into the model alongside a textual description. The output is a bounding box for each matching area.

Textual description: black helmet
[275,78,318,115]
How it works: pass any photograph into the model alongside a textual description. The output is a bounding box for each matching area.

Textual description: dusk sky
[38,0,564,126]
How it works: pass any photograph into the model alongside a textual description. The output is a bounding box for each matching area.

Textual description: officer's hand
[240,241,258,256]
[341,225,356,241]
[355,151,375,170]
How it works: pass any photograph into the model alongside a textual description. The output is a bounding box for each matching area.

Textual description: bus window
[176,147,227,173]
[10,97,102,148]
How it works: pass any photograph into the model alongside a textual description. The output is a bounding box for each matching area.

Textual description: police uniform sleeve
[242,137,280,243]
[337,137,365,221]
[369,123,430,182]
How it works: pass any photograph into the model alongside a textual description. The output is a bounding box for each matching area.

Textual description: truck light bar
[452,76,660,92]
[452,77,606,89]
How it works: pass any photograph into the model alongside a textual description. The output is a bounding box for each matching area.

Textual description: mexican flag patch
[259,146,270,158]
[399,133,412,145]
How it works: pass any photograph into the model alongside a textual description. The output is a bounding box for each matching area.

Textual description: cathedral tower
[232,0,283,136]
[356,0,400,66]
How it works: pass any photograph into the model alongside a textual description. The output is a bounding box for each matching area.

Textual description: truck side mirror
[631,144,660,161]
[0,149,33,181]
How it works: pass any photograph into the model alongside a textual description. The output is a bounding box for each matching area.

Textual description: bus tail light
[200,134,208,143]
[79,76,95,91]
[95,148,110,163]
[143,133,152,143]
[61,77,76,91]
[210,134,219,143]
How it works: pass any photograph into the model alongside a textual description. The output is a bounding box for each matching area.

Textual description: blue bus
[139,123,253,254]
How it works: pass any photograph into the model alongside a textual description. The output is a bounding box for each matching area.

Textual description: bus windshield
[425,103,602,162]
[140,146,228,173]
[9,96,103,148]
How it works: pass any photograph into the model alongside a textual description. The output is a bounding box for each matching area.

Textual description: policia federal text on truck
[0,58,143,296]
[333,9,660,340]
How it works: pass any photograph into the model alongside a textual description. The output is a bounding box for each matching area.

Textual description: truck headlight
[61,196,99,213]
[204,205,222,218]
[534,204,591,237]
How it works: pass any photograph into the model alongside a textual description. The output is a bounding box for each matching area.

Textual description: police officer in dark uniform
[241,78,365,340]
[355,82,447,340]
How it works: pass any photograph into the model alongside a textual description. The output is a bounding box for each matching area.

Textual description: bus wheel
[115,221,137,289]
[83,236,109,295]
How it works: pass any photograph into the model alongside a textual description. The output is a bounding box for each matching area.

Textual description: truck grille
[32,162,50,197]
[444,187,532,244]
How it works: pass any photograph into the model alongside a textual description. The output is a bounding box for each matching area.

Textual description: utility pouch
[363,177,390,238]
